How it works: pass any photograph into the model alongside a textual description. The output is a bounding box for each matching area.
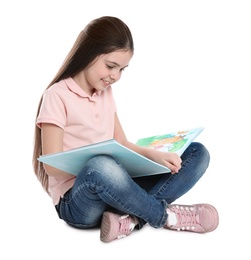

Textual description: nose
[110,71,121,82]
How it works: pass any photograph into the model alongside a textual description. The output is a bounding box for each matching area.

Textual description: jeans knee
[85,155,120,172]
[197,142,210,165]
[84,155,129,184]
[191,142,210,173]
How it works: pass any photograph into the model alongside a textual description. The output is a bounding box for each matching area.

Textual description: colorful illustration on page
[136,130,192,153]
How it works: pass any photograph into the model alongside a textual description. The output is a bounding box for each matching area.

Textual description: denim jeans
[55,142,210,229]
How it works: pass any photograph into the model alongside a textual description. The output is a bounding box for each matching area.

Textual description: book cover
[38,127,204,178]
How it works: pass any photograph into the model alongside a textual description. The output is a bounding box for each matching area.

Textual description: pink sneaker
[100,212,138,243]
[164,203,219,233]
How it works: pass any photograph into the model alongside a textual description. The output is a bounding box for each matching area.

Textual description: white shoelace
[117,215,135,239]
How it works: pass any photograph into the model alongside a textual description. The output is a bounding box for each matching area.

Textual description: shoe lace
[117,215,134,239]
[173,205,197,231]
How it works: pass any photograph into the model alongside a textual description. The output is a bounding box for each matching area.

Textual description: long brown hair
[32,16,134,193]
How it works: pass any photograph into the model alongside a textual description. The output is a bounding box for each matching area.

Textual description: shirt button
[95,114,99,118]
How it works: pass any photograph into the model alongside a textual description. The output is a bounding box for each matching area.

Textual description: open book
[38,127,204,178]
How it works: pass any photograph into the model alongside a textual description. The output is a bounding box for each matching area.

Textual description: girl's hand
[151,150,182,174]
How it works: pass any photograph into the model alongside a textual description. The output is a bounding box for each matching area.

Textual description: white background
[1,0,250,259]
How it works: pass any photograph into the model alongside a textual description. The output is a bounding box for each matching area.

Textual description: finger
[166,162,179,173]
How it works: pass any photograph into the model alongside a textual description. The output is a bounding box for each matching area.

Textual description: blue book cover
[38,127,204,178]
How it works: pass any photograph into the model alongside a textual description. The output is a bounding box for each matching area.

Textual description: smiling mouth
[102,79,111,86]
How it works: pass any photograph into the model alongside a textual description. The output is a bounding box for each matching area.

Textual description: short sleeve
[36,89,67,129]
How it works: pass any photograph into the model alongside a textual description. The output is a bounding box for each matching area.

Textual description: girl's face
[82,50,133,95]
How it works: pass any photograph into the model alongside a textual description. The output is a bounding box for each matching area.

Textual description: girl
[33,16,219,243]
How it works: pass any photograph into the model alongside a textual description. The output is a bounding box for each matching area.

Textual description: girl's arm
[41,123,74,178]
[113,113,182,174]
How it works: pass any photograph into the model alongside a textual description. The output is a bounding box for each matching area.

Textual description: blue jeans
[55,142,210,229]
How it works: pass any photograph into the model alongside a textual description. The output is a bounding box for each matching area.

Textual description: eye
[106,64,114,69]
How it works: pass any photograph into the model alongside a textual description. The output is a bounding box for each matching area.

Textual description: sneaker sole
[100,212,112,242]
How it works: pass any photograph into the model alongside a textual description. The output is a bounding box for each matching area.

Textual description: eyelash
[106,65,125,72]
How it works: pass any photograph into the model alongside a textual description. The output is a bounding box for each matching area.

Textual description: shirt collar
[64,77,101,98]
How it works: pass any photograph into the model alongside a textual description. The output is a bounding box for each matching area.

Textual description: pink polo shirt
[37,77,117,205]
